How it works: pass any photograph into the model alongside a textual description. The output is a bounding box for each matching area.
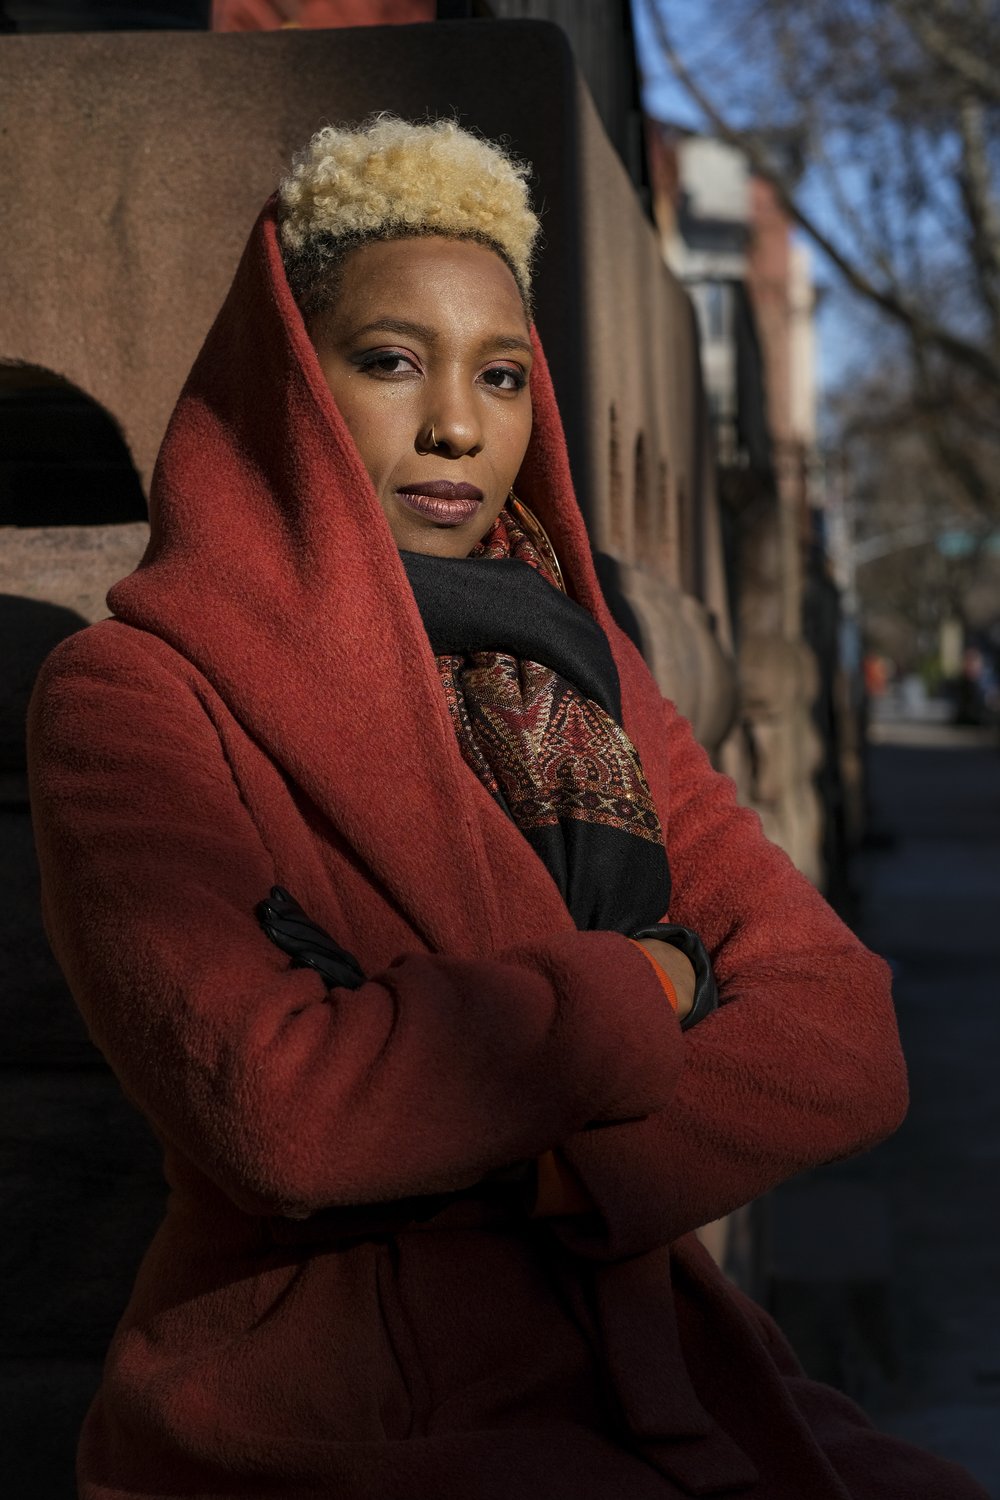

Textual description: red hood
[107,197,639,951]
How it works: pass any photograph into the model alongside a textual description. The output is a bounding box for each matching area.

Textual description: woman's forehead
[328,236,530,344]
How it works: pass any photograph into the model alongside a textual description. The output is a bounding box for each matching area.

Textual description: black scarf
[400,512,672,935]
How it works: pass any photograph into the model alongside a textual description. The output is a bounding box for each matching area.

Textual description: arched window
[1,365,146,527]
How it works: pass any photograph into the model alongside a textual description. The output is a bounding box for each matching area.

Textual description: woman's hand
[634,936,696,1022]
[529,938,695,1218]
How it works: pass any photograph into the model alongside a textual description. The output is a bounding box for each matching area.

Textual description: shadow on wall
[592,549,646,659]
[1,365,149,768]
[0,364,147,526]
[1,595,89,775]
[2,368,163,1497]
[3,596,166,1493]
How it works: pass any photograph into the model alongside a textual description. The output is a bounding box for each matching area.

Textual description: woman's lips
[395,481,484,526]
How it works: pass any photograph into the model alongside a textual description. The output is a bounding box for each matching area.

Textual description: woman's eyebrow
[489,333,534,357]
[349,318,533,358]
[350,317,438,343]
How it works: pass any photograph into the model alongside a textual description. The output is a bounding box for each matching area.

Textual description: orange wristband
[628,938,679,1013]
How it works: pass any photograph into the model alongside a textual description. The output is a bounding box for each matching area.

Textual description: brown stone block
[615,561,739,753]
[0,522,149,625]
[735,631,825,878]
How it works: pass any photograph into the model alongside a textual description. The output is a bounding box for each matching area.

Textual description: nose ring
[429,424,438,448]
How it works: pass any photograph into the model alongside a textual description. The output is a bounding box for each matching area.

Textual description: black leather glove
[627,922,719,1031]
[256,885,366,991]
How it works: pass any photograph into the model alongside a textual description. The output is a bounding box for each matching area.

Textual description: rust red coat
[27,201,985,1499]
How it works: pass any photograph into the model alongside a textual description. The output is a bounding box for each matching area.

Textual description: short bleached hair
[277,114,540,316]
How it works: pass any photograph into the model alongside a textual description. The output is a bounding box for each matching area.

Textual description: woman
[27,116,986,1499]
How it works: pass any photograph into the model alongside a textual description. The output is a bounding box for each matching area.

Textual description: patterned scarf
[400,504,672,934]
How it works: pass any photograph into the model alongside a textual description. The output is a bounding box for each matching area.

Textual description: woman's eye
[357,351,419,377]
[481,365,527,392]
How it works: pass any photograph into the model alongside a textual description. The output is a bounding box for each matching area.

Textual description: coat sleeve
[546,695,909,1261]
[26,627,684,1221]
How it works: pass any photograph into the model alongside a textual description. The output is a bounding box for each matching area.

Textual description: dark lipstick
[395,480,485,525]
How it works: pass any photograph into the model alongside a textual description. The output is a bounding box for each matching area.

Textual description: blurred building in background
[646,121,865,897]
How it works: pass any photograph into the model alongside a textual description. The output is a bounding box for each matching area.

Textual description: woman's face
[307,236,534,558]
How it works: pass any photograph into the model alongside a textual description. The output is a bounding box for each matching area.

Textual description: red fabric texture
[26,199,983,1497]
[211,0,434,32]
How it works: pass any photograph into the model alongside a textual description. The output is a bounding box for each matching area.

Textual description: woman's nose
[419,380,483,457]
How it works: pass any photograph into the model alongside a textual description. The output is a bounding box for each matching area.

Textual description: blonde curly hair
[277,114,540,316]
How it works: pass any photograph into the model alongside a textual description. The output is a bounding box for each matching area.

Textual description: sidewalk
[768,718,1000,1496]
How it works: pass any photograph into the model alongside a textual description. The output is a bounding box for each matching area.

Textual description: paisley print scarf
[399,503,672,934]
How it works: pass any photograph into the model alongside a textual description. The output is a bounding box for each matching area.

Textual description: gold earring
[507,490,566,592]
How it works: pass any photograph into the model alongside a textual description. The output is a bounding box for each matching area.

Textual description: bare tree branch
[888,0,1000,107]
[809,133,904,294]
[645,0,1000,392]
[911,337,1000,521]
[955,93,1000,342]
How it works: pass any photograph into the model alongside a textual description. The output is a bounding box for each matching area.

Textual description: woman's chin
[387,503,500,558]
